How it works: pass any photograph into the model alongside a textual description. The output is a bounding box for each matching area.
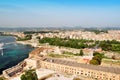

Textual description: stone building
[40,58,120,80]
[3,61,26,78]
[27,47,120,80]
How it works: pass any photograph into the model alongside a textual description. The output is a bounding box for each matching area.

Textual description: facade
[26,47,120,80]
[40,58,120,80]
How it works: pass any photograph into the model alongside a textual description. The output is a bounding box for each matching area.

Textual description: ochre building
[40,58,120,80]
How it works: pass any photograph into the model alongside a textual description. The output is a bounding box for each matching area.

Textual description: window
[81,72,83,75]
[85,73,87,76]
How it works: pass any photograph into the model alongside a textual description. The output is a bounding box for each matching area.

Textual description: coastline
[0,36,35,76]
[1,41,35,77]
[16,41,38,48]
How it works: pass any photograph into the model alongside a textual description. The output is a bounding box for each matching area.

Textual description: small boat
[0,43,4,48]
[0,43,4,56]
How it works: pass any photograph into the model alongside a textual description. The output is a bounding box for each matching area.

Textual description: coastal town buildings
[3,30,120,41]
[37,30,120,41]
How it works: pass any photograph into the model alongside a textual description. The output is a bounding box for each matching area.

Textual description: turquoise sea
[0,36,34,74]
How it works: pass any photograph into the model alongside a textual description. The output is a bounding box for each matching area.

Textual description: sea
[0,36,34,74]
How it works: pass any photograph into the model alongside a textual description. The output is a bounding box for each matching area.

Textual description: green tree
[80,49,84,56]
[0,77,5,80]
[92,55,101,65]
[90,52,104,65]
[93,52,100,56]
[0,78,3,80]
[21,69,38,80]
[90,59,99,65]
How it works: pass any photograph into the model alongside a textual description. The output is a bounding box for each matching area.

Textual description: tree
[0,78,3,80]
[80,49,84,56]
[90,52,104,65]
[21,75,27,80]
[25,34,32,40]
[93,52,100,56]
[92,55,101,65]
[0,77,5,80]
[90,59,99,65]
[21,69,38,80]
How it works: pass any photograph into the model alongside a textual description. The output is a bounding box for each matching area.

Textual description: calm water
[0,36,34,74]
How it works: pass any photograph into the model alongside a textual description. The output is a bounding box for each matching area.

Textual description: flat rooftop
[43,58,120,74]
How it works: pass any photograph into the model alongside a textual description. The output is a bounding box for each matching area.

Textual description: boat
[0,43,4,56]
[0,43,4,49]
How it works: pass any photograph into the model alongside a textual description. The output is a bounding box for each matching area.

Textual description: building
[27,47,120,80]
[3,61,26,78]
[40,58,120,80]
[3,47,120,80]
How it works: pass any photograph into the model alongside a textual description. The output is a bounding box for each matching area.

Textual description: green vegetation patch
[90,52,104,65]
[17,34,32,41]
[39,37,120,52]
[24,31,59,34]
[87,30,108,34]
[99,40,120,51]
[48,53,73,58]
[102,59,120,66]
[48,50,84,58]
[39,37,94,49]
[20,69,38,80]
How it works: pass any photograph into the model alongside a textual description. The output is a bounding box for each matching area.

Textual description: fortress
[3,47,120,80]
[40,58,120,80]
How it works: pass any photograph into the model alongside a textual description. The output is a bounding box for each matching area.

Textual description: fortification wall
[40,59,120,80]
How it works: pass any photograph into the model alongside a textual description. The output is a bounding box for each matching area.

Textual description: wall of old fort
[40,59,120,80]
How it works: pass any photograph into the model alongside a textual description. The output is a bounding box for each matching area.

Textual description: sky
[0,0,120,28]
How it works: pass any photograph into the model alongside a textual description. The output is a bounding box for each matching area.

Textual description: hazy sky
[0,0,120,27]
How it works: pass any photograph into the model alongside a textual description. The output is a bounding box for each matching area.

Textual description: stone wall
[3,61,26,78]
[40,58,120,80]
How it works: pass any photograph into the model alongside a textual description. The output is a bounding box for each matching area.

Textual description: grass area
[48,53,73,58]
[63,52,81,56]
[48,52,81,58]
[114,51,120,54]
[63,52,75,56]
[102,59,120,66]
[48,52,83,58]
